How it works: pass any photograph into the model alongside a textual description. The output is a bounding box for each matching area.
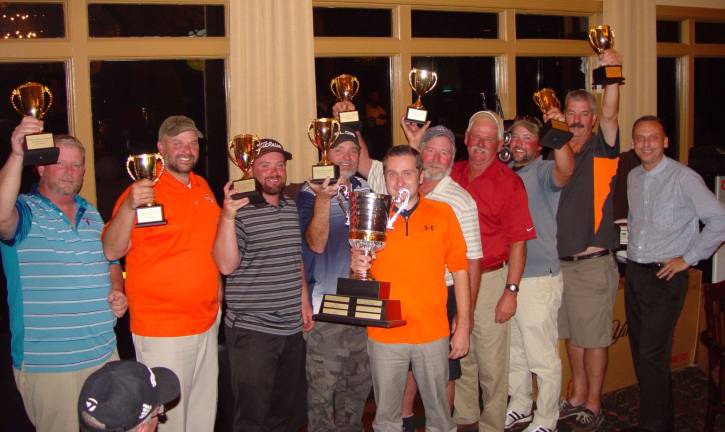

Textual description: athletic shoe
[505,410,533,429]
[572,408,604,432]
[559,399,586,419]
[522,425,557,432]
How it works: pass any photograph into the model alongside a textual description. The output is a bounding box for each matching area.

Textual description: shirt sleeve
[680,169,725,265]
[538,160,560,193]
[593,127,620,158]
[296,189,317,286]
[2,198,32,246]
[368,159,387,194]
[459,197,483,260]
[504,174,537,243]
[444,205,469,273]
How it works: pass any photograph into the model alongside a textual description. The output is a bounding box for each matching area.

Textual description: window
[0,2,64,39]
[515,57,586,118]
[695,21,725,44]
[656,20,680,43]
[88,4,225,37]
[516,14,588,39]
[313,7,391,37]
[656,57,678,160]
[412,10,497,39]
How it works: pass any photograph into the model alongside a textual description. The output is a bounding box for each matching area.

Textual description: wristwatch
[504,283,520,293]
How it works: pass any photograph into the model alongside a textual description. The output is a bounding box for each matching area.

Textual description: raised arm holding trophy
[589,25,625,87]
[308,117,341,183]
[10,81,59,166]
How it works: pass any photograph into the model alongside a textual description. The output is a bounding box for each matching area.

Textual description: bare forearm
[102,206,136,260]
[305,197,331,253]
[357,133,373,178]
[109,263,124,293]
[452,270,471,330]
[467,258,481,309]
[506,241,526,285]
[600,83,620,146]
[212,217,241,275]
[0,153,23,240]
[552,143,575,187]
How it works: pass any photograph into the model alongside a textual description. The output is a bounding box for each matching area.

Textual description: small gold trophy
[308,118,341,184]
[330,74,361,130]
[228,134,263,203]
[126,153,167,227]
[533,88,573,149]
[588,25,625,86]
[406,68,438,124]
[10,82,59,166]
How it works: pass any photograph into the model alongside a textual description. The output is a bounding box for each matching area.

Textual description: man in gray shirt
[505,117,574,432]
[626,115,725,432]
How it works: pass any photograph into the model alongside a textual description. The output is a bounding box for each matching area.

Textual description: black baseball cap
[331,125,360,149]
[78,360,180,432]
[254,138,293,160]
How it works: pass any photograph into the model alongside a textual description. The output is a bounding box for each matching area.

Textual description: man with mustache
[213,138,314,432]
[0,117,126,432]
[103,115,221,432]
[504,117,575,432]
[546,49,623,431]
[450,111,536,432]
[296,126,373,431]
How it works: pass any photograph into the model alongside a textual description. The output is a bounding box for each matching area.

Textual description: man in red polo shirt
[102,116,221,432]
[451,110,536,432]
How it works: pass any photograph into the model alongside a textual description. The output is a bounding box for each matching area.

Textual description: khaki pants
[508,273,563,430]
[13,351,118,432]
[133,315,219,432]
[454,266,510,432]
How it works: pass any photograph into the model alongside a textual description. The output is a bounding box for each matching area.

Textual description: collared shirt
[513,157,562,277]
[451,159,536,268]
[297,176,370,313]
[627,157,725,265]
[225,196,303,336]
[1,187,116,372]
[368,160,483,284]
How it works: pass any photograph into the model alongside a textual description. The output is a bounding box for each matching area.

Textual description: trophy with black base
[126,154,167,227]
[588,25,625,87]
[10,82,59,166]
[406,68,438,125]
[228,134,264,203]
[330,74,361,131]
[314,189,410,328]
[308,118,341,184]
[533,88,573,150]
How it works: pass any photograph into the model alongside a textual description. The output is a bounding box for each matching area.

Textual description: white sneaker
[504,410,533,429]
[522,425,557,432]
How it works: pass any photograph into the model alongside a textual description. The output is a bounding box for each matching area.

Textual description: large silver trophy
[314,189,410,328]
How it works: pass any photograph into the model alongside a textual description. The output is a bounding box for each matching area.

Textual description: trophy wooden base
[311,164,340,184]
[22,145,59,167]
[540,119,573,149]
[593,65,625,87]
[339,111,362,132]
[231,178,265,204]
[314,294,406,328]
[405,107,428,125]
[136,204,167,228]
[337,277,390,299]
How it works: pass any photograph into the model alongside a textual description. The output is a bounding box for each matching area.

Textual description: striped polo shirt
[1,190,116,372]
[224,196,303,336]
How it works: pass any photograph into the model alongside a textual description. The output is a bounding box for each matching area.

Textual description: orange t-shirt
[109,171,220,337]
[368,197,468,344]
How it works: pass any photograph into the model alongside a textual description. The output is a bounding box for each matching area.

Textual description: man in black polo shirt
[544,48,622,431]
[212,138,314,432]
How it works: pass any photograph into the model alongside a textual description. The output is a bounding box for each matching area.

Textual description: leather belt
[561,250,611,262]
[481,262,505,274]
[628,260,664,269]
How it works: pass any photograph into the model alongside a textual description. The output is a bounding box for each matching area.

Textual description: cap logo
[140,403,153,420]
[85,398,98,412]
[257,140,281,152]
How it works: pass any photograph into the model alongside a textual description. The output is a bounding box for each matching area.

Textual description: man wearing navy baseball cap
[78,360,180,432]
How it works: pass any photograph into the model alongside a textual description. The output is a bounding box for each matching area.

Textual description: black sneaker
[559,399,586,420]
[572,408,604,432]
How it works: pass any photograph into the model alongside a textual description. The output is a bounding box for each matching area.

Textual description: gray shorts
[558,254,619,348]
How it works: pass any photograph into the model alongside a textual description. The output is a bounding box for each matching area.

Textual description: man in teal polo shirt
[0,116,126,432]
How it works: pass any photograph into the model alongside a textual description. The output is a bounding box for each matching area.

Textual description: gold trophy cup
[228,134,264,203]
[533,88,572,149]
[406,68,438,124]
[588,25,624,86]
[126,153,167,227]
[10,82,59,166]
[308,118,341,183]
[330,74,361,130]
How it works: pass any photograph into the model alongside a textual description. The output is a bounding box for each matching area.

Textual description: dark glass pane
[90,59,227,221]
[313,7,390,37]
[411,57,496,160]
[515,57,586,120]
[691,58,725,186]
[0,62,67,191]
[0,3,64,39]
[516,14,588,39]
[695,21,725,44]
[656,20,680,43]
[88,4,224,37]
[656,57,678,160]
[412,10,497,39]
[315,57,391,160]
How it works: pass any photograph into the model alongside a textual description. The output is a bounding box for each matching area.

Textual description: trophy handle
[39,85,53,119]
[533,93,543,112]
[428,72,439,93]
[329,79,339,99]
[125,155,137,181]
[153,154,165,183]
[387,188,411,229]
[9,89,22,116]
[351,76,360,98]
[407,70,415,90]
[588,29,602,55]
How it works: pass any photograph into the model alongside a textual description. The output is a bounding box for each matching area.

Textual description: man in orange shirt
[102,116,221,432]
[351,145,470,431]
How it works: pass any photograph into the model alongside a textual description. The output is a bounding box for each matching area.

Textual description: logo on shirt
[424,224,435,231]
[526,226,535,232]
